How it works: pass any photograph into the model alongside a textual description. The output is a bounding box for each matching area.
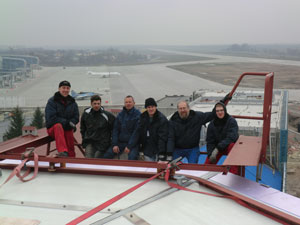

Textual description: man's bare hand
[113,146,120,154]
[124,147,130,154]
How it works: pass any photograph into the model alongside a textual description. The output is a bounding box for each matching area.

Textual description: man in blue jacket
[104,95,140,160]
[45,80,79,157]
[205,102,239,174]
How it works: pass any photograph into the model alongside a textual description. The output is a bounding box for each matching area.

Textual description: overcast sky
[1,0,300,47]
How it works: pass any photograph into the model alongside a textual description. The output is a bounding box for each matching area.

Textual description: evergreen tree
[3,106,25,141]
[31,107,44,129]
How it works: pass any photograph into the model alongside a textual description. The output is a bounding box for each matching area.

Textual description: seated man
[45,80,79,157]
[205,102,239,174]
[80,95,115,158]
[104,95,140,160]
[137,98,168,161]
[167,101,213,163]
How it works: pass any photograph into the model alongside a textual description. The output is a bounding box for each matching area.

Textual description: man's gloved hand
[166,155,173,162]
[139,152,145,161]
[220,93,232,104]
[69,121,77,132]
[158,154,165,161]
[209,148,219,164]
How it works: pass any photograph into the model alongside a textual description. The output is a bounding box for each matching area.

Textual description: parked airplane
[71,90,102,100]
[87,71,121,78]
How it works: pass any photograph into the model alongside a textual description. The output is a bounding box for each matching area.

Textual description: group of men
[45,80,239,173]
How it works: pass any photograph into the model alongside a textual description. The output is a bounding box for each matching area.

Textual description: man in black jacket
[205,102,239,174]
[80,95,115,158]
[45,80,79,157]
[137,98,168,161]
[167,101,213,163]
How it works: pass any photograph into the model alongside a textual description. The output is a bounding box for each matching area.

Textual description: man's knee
[128,147,138,160]
[85,144,94,158]
[53,123,63,130]
[103,147,114,159]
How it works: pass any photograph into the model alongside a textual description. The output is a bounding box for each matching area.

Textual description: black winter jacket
[206,115,239,157]
[45,92,79,130]
[80,107,115,148]
[137,110,168,157]
[167,110,213,153]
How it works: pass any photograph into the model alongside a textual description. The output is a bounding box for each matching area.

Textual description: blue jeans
[104,143,138,160]
[173,146,199,164]
[144,155,158,162]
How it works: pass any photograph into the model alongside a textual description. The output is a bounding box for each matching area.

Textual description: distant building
[22,126,38,136]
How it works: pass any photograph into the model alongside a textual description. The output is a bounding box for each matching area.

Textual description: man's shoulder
[46,95,56,106]
[157,110,167,121]
[227,115,237,124]
[170,111,179,121]
[103,110,115,118]
[83,107,92,114]
[132,107,141,115]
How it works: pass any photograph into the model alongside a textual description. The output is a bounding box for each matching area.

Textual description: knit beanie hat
[145,97,157,108]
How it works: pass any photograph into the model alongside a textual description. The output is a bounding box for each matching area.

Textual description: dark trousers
[104,143,138,160]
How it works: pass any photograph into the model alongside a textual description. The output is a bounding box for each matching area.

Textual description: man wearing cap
[104,95,140,160]
[80,95,115,158]
[45,80,79,157]
[136,98,168,161]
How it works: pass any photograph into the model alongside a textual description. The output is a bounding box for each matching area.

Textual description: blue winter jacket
[45,92,79,130]
[112,107,141,149]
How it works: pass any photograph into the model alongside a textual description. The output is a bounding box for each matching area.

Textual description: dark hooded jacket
[206,102,239,156]
[80,106,115,148]
[112,107,141,149]
[45,91,79,130]
[167,110,213,153]
[137,110,168,157]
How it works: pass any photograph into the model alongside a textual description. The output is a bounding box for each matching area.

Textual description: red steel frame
[224,72,274,164]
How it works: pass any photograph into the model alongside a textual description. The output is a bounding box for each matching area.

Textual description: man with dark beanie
[45,80,79,157]
[137,98,168,161]
[205,102,239,174]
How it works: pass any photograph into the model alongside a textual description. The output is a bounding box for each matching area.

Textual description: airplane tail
[71,90,78,98]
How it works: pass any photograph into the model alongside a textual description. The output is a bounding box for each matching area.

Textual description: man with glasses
[205,102,239,174]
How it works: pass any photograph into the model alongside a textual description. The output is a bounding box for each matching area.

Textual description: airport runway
[0,62,230,107]
[1,50,299,108]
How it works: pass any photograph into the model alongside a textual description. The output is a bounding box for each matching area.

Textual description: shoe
[57,151,69,157]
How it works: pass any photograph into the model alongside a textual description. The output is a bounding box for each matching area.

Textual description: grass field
[168,62,300,89]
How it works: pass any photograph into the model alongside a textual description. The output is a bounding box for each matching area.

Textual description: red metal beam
[0,154,229,173]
